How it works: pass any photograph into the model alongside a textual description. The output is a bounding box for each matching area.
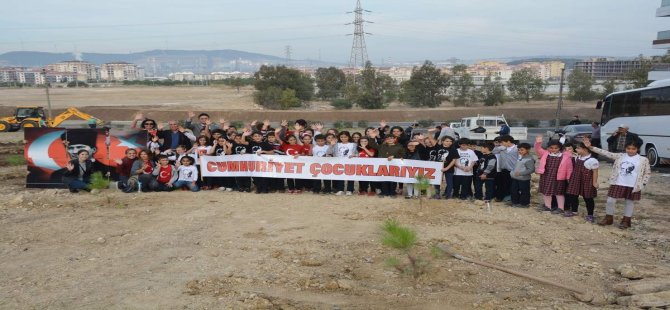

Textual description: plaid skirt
[566,159,597,198]
[607,185,641,201]
[538,156,566,196]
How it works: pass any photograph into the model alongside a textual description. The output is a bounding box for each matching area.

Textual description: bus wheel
[646,145,660,167]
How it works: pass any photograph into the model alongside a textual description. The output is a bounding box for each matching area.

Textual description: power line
[347,0,372,68]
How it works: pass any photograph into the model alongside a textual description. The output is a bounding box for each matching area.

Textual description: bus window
[641,87,670,116]
[624,92,641,116]
[601,96,612,124]
[609,94,625,120]
[485,120,497,127]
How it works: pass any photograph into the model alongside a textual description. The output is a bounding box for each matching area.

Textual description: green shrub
[330,99,353,110]
[87,172,110,190]
[357,120,369,128]
[6,155,26,166]
[230,121,244,129]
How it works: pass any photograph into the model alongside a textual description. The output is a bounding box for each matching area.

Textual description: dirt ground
[0,135,669,309]
[0,86,600,123]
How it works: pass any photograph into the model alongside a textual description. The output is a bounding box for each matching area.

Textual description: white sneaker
[218,187,227,191]
[345,191,353,196]
[335,191,344,196]
[375,189,382,194]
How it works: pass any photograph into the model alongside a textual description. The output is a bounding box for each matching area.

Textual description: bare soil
[0,138,669,309]
[0,86,600,123]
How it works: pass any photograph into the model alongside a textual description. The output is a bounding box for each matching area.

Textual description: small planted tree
[382,220,430,279]
[414,175,431,207]
[88,172,110,191]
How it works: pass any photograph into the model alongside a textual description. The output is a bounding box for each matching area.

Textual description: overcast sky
[0,0,667,62]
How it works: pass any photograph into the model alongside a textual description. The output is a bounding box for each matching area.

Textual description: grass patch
[6,155,26,166]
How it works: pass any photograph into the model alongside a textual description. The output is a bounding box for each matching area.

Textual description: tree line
[252,61,555,110]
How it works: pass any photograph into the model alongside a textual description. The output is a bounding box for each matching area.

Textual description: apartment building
[100,62,143,81]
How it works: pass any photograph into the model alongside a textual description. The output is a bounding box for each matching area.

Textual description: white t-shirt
[312,144,332,157]
[334,143,357,158]
[615,154,640,188]
[177,165,199,182]
[455,149,478,176]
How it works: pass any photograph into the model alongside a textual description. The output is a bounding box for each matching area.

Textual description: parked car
[546,124,593,145]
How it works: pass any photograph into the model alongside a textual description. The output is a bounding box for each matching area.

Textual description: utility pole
[285,45,292,67]
[42,69,53,121]
[555,67,565,129]
[346,0,372,68]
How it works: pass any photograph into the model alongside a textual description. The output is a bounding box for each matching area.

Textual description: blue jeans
[174,180,199,192]
[67,179,89,191]
[434,172,454,198]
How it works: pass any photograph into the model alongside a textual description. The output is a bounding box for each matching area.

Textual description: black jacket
[157,130,193,152]
[606,131,643,152]
[62,159,95,183]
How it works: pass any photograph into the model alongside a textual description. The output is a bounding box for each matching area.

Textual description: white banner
[200,155,443,185]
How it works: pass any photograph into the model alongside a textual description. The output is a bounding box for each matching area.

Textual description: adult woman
[129,150,155,192]
[62,149,95,193]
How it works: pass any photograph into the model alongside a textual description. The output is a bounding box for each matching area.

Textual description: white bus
[597,79,670,166]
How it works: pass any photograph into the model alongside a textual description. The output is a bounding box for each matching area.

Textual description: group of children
[65,115,652,229]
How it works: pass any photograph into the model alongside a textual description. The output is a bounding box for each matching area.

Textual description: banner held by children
[201,155,443,185]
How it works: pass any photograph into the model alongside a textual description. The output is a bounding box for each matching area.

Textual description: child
[174,156,199,192]
[332,131,358,196]
[584,138,651,229]
[312,134,334,194]
[249,132,275,194]
[357,136,377,195]
[403,141,422,199]
[230,133,252,192]
[510,143,535,207]
[300,134,314,192]
[453,138,478,200]
[208,136,234,191]
[150,155,178,191]
[266,132,285,192]
[147,135,161,155]
[377,136,406,198]
[167,145,188,167]
[492,135,517,202]
[281,135,308,194]
[433,136,459,199]
[474,143,497,203]
[564,142,599,222]
[535,136,574,214]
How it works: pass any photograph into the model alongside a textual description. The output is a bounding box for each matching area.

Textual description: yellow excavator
[0,106,104,132]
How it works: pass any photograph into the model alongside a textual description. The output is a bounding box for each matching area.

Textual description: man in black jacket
[157,120,195,153]
[606,124,643,153]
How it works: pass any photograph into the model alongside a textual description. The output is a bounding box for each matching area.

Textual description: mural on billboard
[24,128,147,188]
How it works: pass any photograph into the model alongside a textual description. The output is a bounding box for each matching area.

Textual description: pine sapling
[381,219,428,279]
[414,175,431,207]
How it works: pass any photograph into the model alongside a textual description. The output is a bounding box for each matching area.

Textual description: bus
[597,79,670,166]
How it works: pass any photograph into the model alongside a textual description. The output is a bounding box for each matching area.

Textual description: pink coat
[534,142,573,181]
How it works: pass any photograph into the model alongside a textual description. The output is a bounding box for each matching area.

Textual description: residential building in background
[45,60,98,81]
[650,0,670,81]
[100,62,143,81]
[574,58,643,80]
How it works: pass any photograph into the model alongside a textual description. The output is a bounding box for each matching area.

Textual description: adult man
[185,111,220,137]
[590,122,601,148]
[606,124,643,153]
[568,115,582,125]
[495,121,510,137]
[437,122,457,141]
[157,120,195,153]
